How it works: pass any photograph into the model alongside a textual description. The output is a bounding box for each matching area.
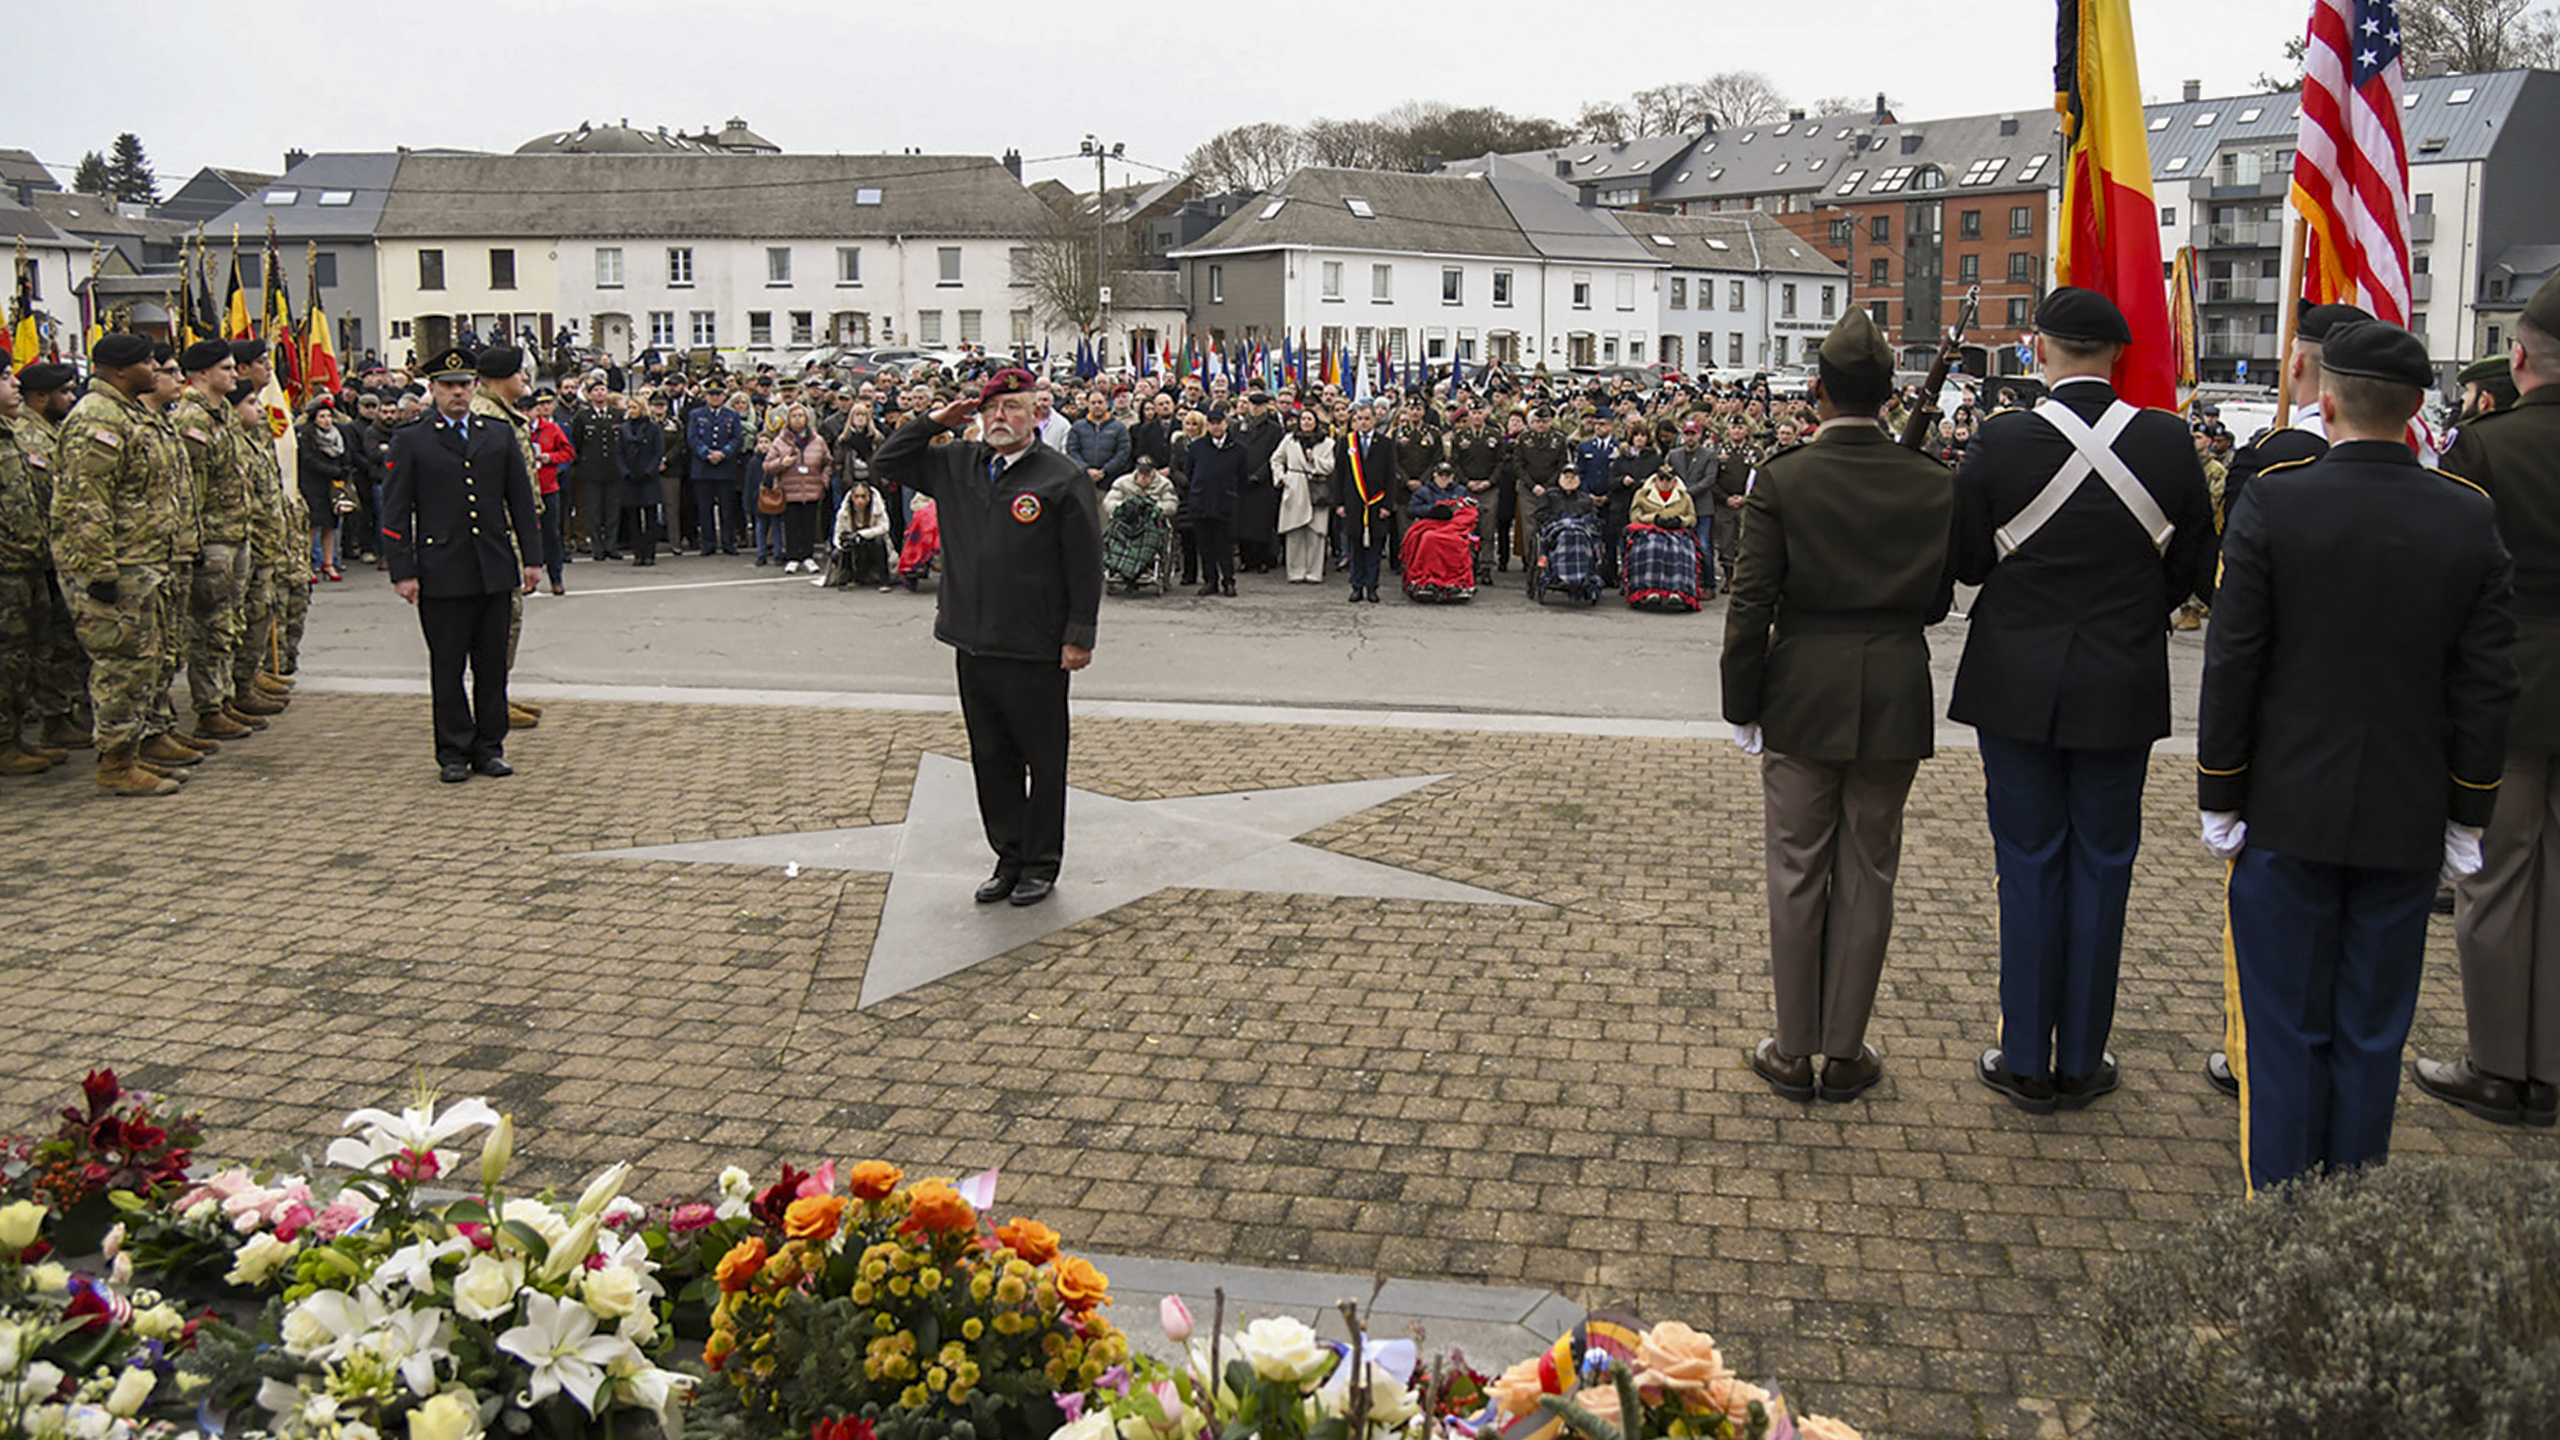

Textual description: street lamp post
[1080,135,1123,369]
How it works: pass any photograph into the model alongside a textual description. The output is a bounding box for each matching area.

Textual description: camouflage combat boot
[138,733,204,766]
[97,746,181,796]
[196,709,254,741]
[233,688,286,716]
[0,742,53,776]
[220,702,269,731]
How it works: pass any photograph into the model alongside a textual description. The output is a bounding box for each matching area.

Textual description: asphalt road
[302,548,2208,737]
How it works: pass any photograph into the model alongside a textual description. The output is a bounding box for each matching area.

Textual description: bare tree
[2401,0,2560,70]
[1019,204,1135,339]
[1803,93,1896,119]
[1574,101,1633,143]
[1698,70,1791,128]
[1182,122,1308,194]
[1631,83,1715,134]
[1302,117,1395,170]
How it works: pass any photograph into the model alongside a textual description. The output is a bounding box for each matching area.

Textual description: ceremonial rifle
[1897,284,1982,451]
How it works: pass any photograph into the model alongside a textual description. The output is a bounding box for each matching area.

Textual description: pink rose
[798,1161,835,1199]
[273,1203,316,1241]
[310,1194,376,1241]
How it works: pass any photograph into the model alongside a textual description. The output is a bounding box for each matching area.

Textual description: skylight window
[2239,106,2263,122]
[2448,87,2476,103]
[1740,132,1755,143]
[1706,167,1724,181]
[1702,142,1716,154]
[1576,153,1597,164]
[1651,234,1675,247]
[2194,111,2218,126]
[1808,158,1826,171]
[2149,116,2170,131]
[263,189,298,204]
[1836,128,1851,139]
[1344,196,1376,218]
[2403,93,2419,108]
[1837,169,1868,194]
[1674,170,1691,182]
[2165,156,2189,171]
[1773,161,1789,174]
[1960,157,2008,185]
[1706,238,1730,251]
[1774,124,1792,136]
[318,190,354,206]
[1592,162,1611,175]
[1257,198,1287,220]
[2016,154,2049,182]
[855,188,882,205]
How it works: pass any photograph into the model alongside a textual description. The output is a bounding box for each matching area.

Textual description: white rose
[450,1253,524,1323]
[182,1199,220,1225]
[1235,1316,1332,1384]
[1049,1415,1117,1440]
[498,1200,571,1251]
[102,1370,154,1420]
[130,1306,184,1343]
[280,1303,335,1359]
[227,1232,296,1287]
[341,1424,380,1440]
[407,1391,481,1440]
[716,1166,752,1200]
[0,1201,48,1253]
[615,1308,659,1347]
[26,1263,68,1294]
[580,1265,642,1320]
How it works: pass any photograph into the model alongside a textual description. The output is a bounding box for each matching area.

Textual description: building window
[1870,257,1890,285]
[2009,205,2034,237]
[937,247,962,285]
[1008,247,1032,284]
[1601,334,1620,363]
[748,311,773,346]
[1780,283,1797,318]
[1010,309,1033,345]
[1869,300,1890,328]
[1670,277,1687,309]
[790,311,814,345]
[959,310,983,344]
[2007,252,2035,282]
[1629,336,1646,363]
[1372,263,1393,301]
[767,247,792,285]
[1572,272,1592,309]
[312,252,337,288]
[2160,205,2177,226]
[1492,269,1513,306]
[1322,261,1343,299]
[837,246,862,285]
[1208,264,1225,303]
[489,248,516,290]
[1829,217,1853,246]
[917,310,943,345]
[648,311,676,347]
[1959,209,1982,240]
[2006,297,2031,327]
[688,310,716,346]
[1773,336,1789,366]
[1820,285,1836,319]
[1958,253,1981,284]
[668,247,694,285]
[1728,280,1745,311]
[417,249,444,291]
[1442,267,1462,304]
[1870,214,1890,243]
[1728,332,1744,365]
[389,319,413,340]
[1612,274,1633,310]
[1662,335,1682,366]
[595,247,624,288]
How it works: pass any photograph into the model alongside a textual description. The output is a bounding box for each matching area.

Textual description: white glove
[2200,810,2248,860]
[1730,722,1764,756]
[2444,822,2486,881]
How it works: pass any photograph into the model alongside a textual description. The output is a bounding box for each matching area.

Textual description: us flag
[2291,0,2412,324]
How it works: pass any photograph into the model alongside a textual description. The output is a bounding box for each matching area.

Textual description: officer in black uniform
[872,367,1102,908]
[2198,318,2517,1192]
[1949,287,2217,1114]
[381,346,542,784]
[2217,301,2369,530]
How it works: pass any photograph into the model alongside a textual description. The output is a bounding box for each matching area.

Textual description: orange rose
[1487,1356,1548,1421]
[1798,1417,1864,1440]
[994,1218,1060,1265]
[903,1181,976,1235]
[1571,1385,1622,1429]
[715,1237,769,1293]
[1703,1374,1772,1429]
[847,1161,905,1201]
[702,1328,737,1371]
[1052,1255,1110,1312]
[1633,1321,1730,1402]
[785,1194,849,1242]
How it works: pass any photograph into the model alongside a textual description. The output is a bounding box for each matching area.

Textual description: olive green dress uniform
[1510,424,1575,565]
[171,389,249,723]
[53,376,187,760]
[1722,310,1957,1071]
[1449,422,1507,569]
[2444,275,2560,1100]
[0,410,53,764]
[1391,420,1443,557]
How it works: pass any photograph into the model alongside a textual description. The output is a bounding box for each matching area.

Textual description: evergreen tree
[104,133,157,205]
[71,152,112,198]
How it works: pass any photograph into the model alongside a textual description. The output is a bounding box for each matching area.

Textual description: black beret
[17,361,76,392]
[227,382,258,406]
[475,344,526,379]
[2320,319,2433,388]
[179,339,234,374]
[229,339,268,365]
[2034,287,2133,345]
[150,341,176,365]
[2295,301,2371,344]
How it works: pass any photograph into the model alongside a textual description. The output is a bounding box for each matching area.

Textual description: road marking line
[537,575,809,597]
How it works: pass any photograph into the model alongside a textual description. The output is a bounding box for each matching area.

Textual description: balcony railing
[2200,332,2280,361]
[2193,221,2285,249]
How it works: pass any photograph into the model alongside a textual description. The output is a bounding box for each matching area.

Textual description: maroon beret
[979,367,1038,399]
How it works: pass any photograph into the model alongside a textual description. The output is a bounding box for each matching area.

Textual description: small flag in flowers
[954,1167,999,1211]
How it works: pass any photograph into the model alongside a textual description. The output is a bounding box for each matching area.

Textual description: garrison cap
[179,339,234,374]
[2526,269,2560,336]
[421,346,477,382]
[2033,287,2133,345]
[229,338,268,365]
[475,344,526,379]
[2320,319,2434,388]
[2294,300,2371,345]
[977,366,1037,400]
[17,361,75,392]
[2457,353,2511,387]
[91,334,152,368]
[1816,306,1895,383]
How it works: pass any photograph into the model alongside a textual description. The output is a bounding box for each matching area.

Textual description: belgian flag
[2055,0,2176,409]
[224,248,254,341]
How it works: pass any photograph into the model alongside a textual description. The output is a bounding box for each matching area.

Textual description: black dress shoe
[1347,590,1365,604]
[1197,584,1219,597]
[438,762,470,784]
[2055,1052,2120,1110]
[2412,1054,2525,1124]
[2204,1050,2240,1098]
[2524,1080,2558,1128]
[974,870,1019,904]
[1364,589,1381,603]
[1818,1045,1883,1102]
[1977,1049,2057,1115]
[472,756,514,777]
[1221,581,1236,597]
[1749,1037,1815,1102]
[1007,876,1055,907]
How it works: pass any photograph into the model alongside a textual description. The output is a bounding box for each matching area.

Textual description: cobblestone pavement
[3,690,2545,1439]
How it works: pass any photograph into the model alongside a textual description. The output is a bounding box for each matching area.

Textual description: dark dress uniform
[2203,428,2515,1191]
[381,388,541,772]
[1950,350,2216,1096]
[872,386,1101,893]
[1449,424,1507,574]
[1333,425,1399,600]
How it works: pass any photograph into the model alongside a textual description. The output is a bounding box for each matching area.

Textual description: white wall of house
[375,238,562,356]
[1647,267,1843,371]
[1217,245,1667,372]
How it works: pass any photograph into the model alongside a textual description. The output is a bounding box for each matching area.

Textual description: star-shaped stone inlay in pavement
[584,753,1541,1007]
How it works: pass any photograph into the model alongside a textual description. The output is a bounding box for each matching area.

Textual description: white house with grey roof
[201,153,403,361]
[1613,212,1848,373]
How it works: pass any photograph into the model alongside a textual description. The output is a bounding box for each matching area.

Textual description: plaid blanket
[1622,522,1703,610]
[1102,496,1170,580]
[1539,514,1602,594]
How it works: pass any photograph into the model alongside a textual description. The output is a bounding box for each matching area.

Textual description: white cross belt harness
[1993,398,2175,560]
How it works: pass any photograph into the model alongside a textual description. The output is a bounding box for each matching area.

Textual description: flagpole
[2274,215,2309,427]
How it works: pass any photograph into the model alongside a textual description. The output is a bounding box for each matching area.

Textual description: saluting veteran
[1723,307,1955,1104]
[2199,319,2517,1193]
[380,346,542,785]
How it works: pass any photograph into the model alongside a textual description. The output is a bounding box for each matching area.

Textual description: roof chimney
[1422,152,1444,172]
[1787,109,1805,122]
[1556,157,1574,179]
[284,148,308,171]
[1873,92,1889,124]
[2183,79,2202,102]
[1003,147,1022,180]
[1998,115,2018,137]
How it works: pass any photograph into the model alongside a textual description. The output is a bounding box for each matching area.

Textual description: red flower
[63,1283,112,1335]
[454,1223,496,1251]
[80,1069,121,1117]
[751,1165,813,1231]
[810,1418,877,1440]
[669,1203,718,1234]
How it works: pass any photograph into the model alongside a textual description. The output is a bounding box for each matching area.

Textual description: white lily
[572,1163,632,1220]
[323,1098,503,1175]
[495,1290,641,1415]
[373,1237,469,1298]
[593,1231,664,1300]
[368,1306,456,1397]
[280,1287,393,1362]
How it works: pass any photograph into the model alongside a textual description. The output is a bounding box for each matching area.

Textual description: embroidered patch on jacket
[1011,494,1043,524]
[90,429,121,448]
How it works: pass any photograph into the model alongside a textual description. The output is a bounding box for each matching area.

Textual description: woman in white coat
[1272,407,1336,583]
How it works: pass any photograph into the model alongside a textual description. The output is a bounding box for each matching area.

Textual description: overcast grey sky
[11,1,2304,194]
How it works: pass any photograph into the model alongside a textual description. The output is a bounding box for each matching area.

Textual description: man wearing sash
[1949,288,2217,1114]
[1335,404,1396,605]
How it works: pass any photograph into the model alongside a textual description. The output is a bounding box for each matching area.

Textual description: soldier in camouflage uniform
[125,344,207,768]
[172,341,257,740]
[235,340,310,685]
[468,346,543,730]
[51,335,187,795]
[0,365,62,775]
[15,363,89,749]
[227,381,290,712]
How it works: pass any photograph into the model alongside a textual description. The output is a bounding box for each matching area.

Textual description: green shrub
[2095,1157,2560,1439]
